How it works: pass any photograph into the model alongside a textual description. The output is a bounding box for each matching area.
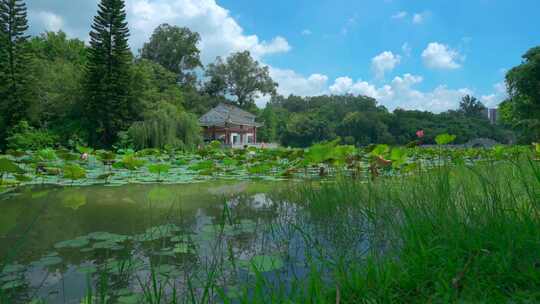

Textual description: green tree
[205,51,277,108]
[0,0,32,145]
[459,95,486,118]
[28,31,87,141]
[140,23,201,86]
[83,0,133,147]
[505,46,540,141]
[127,101,202,150]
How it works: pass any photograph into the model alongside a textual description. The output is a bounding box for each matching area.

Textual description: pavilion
[199,103,262,146]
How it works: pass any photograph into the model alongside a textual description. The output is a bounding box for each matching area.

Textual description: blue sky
[26,0,540,112]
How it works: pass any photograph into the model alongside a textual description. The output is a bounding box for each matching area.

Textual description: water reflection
[0,181,374,303]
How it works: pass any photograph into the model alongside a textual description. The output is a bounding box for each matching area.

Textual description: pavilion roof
[199,103,262,127]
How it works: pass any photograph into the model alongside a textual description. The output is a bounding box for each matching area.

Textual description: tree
[127,101,201,150]
[0,0,32,145]
[83,0,133,147]
[28,31,87,138]
[205,51,277,108]
[505,46,540,141]
[459,95,486,118]
[140,24,201,86]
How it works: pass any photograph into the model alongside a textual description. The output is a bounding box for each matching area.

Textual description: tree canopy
[140,23,201,86]
[504,46,540,141]
[205,51,277,108]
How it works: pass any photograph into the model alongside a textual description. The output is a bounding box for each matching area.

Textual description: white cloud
[32,11,64,32]
[327,73,474,113]
[421,42,462,70]
[269,67,328,97]
[127,0,291,63]
[481,82,508,108]
[301,29,312,36]
[401,42,412,57]
[412,13,423,24]
[371,51,401,79]
[392,11,408,19]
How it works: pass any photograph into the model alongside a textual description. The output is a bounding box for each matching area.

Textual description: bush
[6,121,58,151]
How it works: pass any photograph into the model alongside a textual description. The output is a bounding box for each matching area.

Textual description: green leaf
[435,134,457,145]
[369,144,390,157]
[248,255,284,273]
[148,163,171,175]
[63,164,86,180]
[0,158,25,174]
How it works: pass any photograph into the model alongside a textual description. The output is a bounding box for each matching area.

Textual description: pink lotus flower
[81,153,89,161]
[416,130,425,138]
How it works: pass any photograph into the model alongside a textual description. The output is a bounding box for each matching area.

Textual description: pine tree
[83,0,132,147]
[0,0,32,140]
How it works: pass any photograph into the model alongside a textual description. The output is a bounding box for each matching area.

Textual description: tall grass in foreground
[286,159,540,303]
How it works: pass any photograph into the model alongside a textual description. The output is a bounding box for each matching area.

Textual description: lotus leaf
[435,133,457,145]
[34,256,63,267]
[1,279,24,290]
[54,237,89,249]
[63,164,87,180]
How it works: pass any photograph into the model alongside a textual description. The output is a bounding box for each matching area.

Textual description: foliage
[459,94,487,118]
[505,46,540,142]
[205,51,277,108]
[6,120,57,151]
[140,23,201,86]
[0,0,32,146]
[83,0,133,147]
[63,163,87,181]
[27,31,87,141]
[127,101,202,150]
[435,133,457,145]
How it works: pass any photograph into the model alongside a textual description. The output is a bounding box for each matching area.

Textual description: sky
[25,0,540,112]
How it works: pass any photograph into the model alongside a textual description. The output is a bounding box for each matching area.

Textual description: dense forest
[0,0,538,151]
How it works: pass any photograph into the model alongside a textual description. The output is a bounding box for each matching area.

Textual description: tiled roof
[199,103,261,127]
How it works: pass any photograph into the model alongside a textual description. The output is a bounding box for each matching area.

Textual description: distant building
[199,103,262,146]
[484,108,498,124]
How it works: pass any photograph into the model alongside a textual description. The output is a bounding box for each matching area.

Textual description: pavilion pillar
[253,127,257,144]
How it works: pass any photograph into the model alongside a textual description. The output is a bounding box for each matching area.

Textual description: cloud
[421,42,462,70]
[371,51,401,79]
[31,11,64,32]
[401,42,412,57]
[127,0,291,63]
[391,11,408,19]
[327,73,475,113]
[480,82,508,108]
[412,13,424,24]
[269,67,329,97]
[301,29,312,36]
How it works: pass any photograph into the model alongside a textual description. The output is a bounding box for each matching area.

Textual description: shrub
[6,121,58,151]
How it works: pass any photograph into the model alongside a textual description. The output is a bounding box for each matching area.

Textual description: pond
[0,181,373,303]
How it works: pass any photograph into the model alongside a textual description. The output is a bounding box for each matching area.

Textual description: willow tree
[0,0,32,144]
[128,101,202,150]
[83,0,132,147]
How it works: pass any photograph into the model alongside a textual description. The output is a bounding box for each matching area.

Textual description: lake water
[0,181,372,303]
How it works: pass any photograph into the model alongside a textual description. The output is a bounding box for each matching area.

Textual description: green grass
[281,159,540,303]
